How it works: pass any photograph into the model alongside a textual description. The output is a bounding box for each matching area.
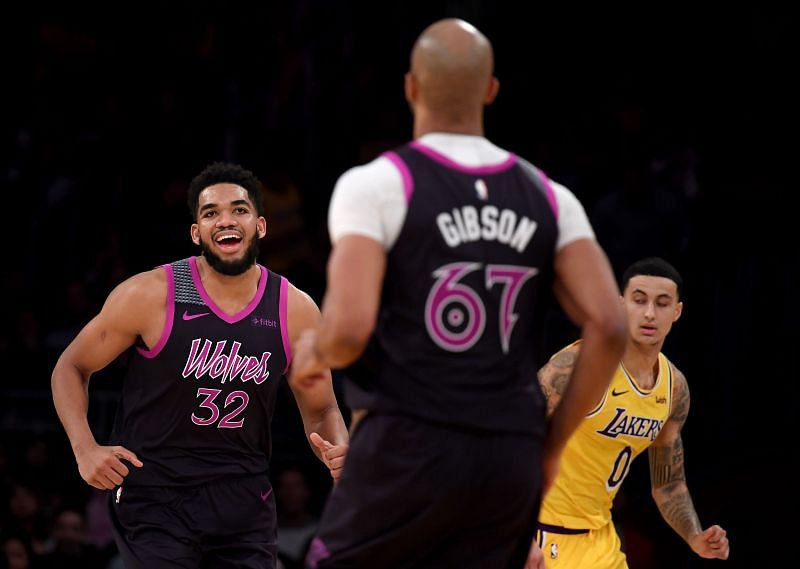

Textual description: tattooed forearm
[655,487,702,541]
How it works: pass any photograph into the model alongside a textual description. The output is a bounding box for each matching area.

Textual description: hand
[288,329,327,390]
[75,443,143,490]
[310,432,348,482]
[525,539,545,569]
[688,525,729,560]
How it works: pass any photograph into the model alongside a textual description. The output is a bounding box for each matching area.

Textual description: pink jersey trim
[535,168,559,220]
[280,277,292,373]
[383,151,415,203]
[410,140,518,174]
[136,264,174,359]
[188,256,267,323]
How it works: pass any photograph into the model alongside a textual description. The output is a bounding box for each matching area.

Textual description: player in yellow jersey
[526,257,729,568]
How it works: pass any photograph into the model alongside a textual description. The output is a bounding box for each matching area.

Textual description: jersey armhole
[136,264,174,359]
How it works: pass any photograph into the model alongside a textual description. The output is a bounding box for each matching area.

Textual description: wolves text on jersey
[436,205,537,252]
[182,339,271,384]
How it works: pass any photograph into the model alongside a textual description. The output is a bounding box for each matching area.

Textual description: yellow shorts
[536,521,627,569]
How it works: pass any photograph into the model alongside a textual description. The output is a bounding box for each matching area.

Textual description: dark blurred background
[0,2,795,568]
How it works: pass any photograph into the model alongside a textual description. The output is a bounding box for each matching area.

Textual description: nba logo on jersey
[474,178,488,200]
[550,542,558,560]
[115,487,123,504]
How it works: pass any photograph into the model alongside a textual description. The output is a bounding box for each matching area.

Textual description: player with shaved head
[293,19,626,568]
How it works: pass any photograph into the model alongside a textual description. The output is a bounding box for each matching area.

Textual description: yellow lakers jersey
[539,346,673,530]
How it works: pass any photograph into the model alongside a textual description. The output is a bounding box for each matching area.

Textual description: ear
[257,216,267,239]
[190,224,200,246]
[485,77,500,105]
[404,71,417,106]
[673,301,683,322]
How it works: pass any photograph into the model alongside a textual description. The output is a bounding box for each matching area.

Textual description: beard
[199,233,261,276]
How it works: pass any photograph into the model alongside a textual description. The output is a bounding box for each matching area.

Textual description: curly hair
[187,162,264,221]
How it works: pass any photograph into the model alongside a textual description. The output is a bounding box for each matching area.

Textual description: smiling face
[190,183,266,276]
[622,274,683,346]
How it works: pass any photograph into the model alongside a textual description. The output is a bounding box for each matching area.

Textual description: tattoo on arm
[650,369,701,541]
[539,350,577,417]
[657,488,702,542]
[669,371,690,426]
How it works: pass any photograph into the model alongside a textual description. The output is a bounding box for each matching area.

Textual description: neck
[621,341,663,388]
[196,256,259,290]
[413,108,484,139]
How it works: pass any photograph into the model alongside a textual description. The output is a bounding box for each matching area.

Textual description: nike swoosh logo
[611,389,628,397]
[182,310,210,321]
[260,488,273,502]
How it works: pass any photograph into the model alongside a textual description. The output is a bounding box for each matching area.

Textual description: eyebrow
[199,199,251,213]
[632,288,674,300]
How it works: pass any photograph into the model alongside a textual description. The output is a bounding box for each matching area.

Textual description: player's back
[345,138,559,434]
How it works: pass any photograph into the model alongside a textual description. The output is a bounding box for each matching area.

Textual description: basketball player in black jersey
[290,19,627,569]
[51,162,349,569]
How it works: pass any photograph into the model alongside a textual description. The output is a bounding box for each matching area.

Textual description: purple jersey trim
[188,256,268,323]
[136,263,174,359]
[410,140,518,174]
[535,168,559,220]
[383,150,415,203]
[305,537,331,568]
[280,276,292,373]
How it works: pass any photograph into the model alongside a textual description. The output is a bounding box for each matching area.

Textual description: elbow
[322,311,375,365]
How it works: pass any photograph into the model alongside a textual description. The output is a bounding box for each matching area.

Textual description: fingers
[310,432,333,452]
[697,525,729,560]
[113,446,144,468]
[79,445,143,491]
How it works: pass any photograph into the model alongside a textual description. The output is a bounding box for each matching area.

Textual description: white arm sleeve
[328,156,408,250]
[550,180,596,251]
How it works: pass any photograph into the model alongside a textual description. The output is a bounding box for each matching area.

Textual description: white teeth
[215,234,239,242]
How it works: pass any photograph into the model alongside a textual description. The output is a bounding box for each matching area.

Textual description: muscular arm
[543,240,627,468]
[649,368,728,559]
[649,368,702,539]
[286,284,349,476]
[315,235,386,367]
[51,270,162,488]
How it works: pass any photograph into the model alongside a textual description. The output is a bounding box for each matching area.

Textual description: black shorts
[307,414,542,569]
[109,473,277,569]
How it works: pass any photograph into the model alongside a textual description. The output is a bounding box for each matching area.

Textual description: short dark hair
[621,257,683,299]
[187,162,264,221]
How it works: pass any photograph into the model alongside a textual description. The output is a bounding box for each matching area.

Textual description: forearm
[51,364,97,454]
[305,405,349,457]
[652,482,703,542]
[546,321,624,450]
[315,324,369,369]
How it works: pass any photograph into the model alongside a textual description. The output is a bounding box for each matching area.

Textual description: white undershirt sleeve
[328,156,408,250]
[550,180,596,251]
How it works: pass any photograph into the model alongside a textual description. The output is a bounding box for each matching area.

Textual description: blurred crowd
[1,4,793,568]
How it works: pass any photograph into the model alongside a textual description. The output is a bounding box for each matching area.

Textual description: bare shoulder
[100,267,167,325]
[286,280,321,337]
[548,343,582,371]
[539,343,581,416]
[103,267,164,308]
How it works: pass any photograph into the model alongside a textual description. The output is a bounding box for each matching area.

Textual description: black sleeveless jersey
[111,257,290,486]
[345,143,560,434]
